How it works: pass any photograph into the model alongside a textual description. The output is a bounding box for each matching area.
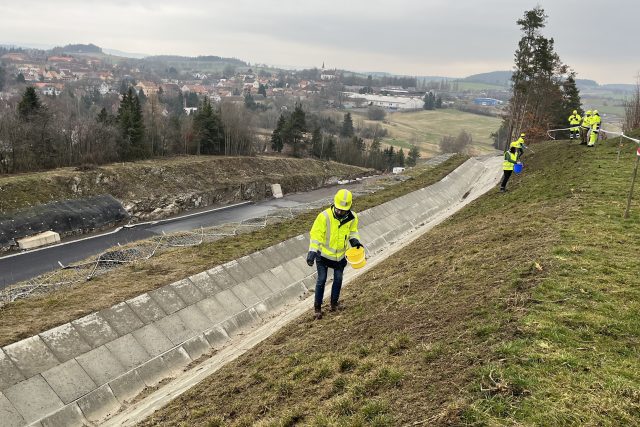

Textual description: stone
[99,302,145,337]
[104,334,151,372]
[75,346,125,386]
[131,324,174,358]
[76,384,120,423]
[41,359,97,404]
[38,323,92,363]
[71,313,119,349]
[3,336,60,379]
[3,375,64,424]
[148,286,186,315]
[126,293,167,324]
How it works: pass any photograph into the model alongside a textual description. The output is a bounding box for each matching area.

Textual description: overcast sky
[1,0,638,84]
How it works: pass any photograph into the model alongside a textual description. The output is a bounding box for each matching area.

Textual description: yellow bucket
[345,247,366,269]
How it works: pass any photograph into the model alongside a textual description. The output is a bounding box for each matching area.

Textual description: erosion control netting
[0,186,383,306]
[0,195,129,249]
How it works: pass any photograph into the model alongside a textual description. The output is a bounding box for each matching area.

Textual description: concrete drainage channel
[0,156,501,427]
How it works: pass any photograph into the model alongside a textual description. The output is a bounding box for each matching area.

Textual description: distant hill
[576,79,598,87]
[144,55,247,66]
[103,48,148,59]
[464,71,512,86]
[54,43,102,54]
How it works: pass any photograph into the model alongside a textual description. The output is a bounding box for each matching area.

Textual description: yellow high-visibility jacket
[503,150,518,171]
[591,114,601,130]
[581,115,592,128]
[309,207,360,262]
[569,113,582,125]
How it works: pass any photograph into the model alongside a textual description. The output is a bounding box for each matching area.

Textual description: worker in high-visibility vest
[588,110,601,147]
[568,110,582,141]
[510,133,527,158]
[500,146,520,192]
[580,110,592,145]
[307,189,362,319]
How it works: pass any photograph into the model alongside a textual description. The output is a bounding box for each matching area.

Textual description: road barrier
[0,157,500,427]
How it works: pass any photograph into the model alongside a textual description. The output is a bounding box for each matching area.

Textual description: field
[354,109,502,156]
[140,135,640,426]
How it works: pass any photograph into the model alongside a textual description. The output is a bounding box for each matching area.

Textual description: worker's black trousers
[501,170,513,190]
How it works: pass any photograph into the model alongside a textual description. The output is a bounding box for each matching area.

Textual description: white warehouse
[343,92,424,110]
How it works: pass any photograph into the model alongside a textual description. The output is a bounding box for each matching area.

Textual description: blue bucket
[513,163,523,174]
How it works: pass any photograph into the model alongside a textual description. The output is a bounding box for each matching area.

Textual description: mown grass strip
[139,138,639,426]
[0,154,467,347]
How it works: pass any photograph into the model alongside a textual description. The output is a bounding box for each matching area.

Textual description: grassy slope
[141,137,640,426]
[366,109,500,156]
[0,155,467,347]
[0,156,368,214]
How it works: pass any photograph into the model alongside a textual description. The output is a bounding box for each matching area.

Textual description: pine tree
[16,72,26,83]
[325,136,336,160]
[271,114,285,153]
[18,86,42,120]
[257,84,267,97]
[407,145,420,166]
[340,112,354,137]
[193,98,224,154]
[423,92,436,110]
[117,87,147,160]
[311,126,322,158]
[396,148,406,167]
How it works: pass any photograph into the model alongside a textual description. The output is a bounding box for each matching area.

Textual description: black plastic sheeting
[0,195,129,249]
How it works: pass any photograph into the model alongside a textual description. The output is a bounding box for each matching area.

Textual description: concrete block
[229,283,260,308]
[148,286,186,315]
[126,293,167,324]
[38,323,91,363]
[135,357,168,387]
[222,260,252,283]
[282,259,307,283]
[248,251,276,271]
[0,350,25,391]
[75,346,125,386]
[99,302,145,337]
[213,289,246,314]
[259,246,287,266]
[154,313,197,346]
[40,403,87,427]
[220,308,261,338]
[289,257,314,280]
[271,183,283,198]
[160,347,192,377]
[71,313,119,349]
[256,282,308,315]
[269,264,295,290]
[185,273,220,298]
[243,277,273,300]
[273,240,303,262]
[257,270,284,293]
[104,334,151,372]
[17,231,60,250]
[0,392,25,427]
[3,336,60,378]
[76,384,120,423]
[205,265,237,291]
[177,305,215,334]
[108,370,146,404]
[131,324,173,358]
[171,278,205,305]
[41,359,97,404]
[203,326,230,350]
[196,296,230,325]
[4,375,63,424]
[301,274,318,291]
[236,254,263,277]
[181,335,211,361]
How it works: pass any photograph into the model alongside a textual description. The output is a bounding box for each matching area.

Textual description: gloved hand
[306,251,317,267]
[349,238,363,249]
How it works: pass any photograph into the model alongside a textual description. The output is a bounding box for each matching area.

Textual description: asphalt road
[0,181,368,289]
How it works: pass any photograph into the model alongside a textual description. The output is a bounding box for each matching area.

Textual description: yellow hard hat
[586,110,592,115]
[593,110,599,114]
[334,189,353,210]
[572,110,577,114]
[520,133,525,137]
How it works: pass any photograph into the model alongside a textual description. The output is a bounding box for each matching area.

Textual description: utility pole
[624,147,640,219]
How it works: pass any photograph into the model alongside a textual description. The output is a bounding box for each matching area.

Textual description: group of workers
[569,109,602,146]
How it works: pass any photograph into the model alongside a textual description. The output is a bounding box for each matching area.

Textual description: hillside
[0,156,370,219]
[140,137,640,426]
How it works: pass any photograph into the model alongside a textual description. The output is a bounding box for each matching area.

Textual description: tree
[271,114,285,152]
[257,83,267,97]
[395,148,406,167]
[18,87,42,120]
[117,87,147,160]
[0,66,5,91]
[244,93,257,110]
[193,98,224,154]
[367,106,386,121]
[407,145,420,166]
[624,76,640,132]
[311,126,323,158]
[340,112,354,137]
[16,72,26,83]
[436,96,443,109]
[423,92,436,110]
[439,130,473,153]
[222,64,236,78]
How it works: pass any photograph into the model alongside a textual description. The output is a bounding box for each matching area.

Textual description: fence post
[624,148,640,218]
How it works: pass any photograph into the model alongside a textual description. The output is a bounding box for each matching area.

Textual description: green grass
[377,109,501,156]
[456,81,509,91]
[139,136,640,426]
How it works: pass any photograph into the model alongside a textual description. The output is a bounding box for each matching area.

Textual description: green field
[455,81,509,91]
[360,109,502,156]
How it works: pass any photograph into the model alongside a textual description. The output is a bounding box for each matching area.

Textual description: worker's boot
[314,307,323,320]
[330,302,342,312]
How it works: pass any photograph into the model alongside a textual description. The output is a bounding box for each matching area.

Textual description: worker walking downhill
[510,133,527,158]
[568,110,582,141]
[588,110,601,147]
[580,110,592,144]
[307,189,362,320]
[500,146,520,192]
